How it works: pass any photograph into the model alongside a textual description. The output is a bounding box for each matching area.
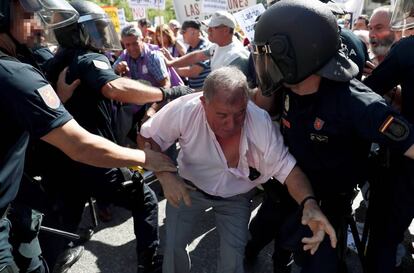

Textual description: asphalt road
[67,183,414,273]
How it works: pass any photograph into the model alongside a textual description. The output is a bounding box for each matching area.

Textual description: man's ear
[200,96,206,108]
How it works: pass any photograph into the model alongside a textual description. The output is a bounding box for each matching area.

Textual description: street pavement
[68,183,414,273]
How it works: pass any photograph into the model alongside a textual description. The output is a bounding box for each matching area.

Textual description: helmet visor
[79,14,122,51]
[390,0,414,31]
[252,44,284,97]
[20,0,78,29]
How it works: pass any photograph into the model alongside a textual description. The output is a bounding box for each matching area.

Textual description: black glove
[160,86,193,101]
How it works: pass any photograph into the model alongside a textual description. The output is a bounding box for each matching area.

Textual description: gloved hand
[159,86,193,101]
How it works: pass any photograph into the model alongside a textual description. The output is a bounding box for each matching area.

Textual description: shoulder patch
[379,115,409,141]
[92,59,110,70]
[36,84,60,109]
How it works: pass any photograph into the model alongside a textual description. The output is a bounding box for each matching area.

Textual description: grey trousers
[162,188,255,273]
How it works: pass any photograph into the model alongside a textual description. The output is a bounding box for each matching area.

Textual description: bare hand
[141,106,157,124]
[301,201,337,255]
[115,61,130,76]
[142,142,177,173]
[56,67,80,103]
[157,172,196,207]
[160,47,174,61]
[363,60,376,77]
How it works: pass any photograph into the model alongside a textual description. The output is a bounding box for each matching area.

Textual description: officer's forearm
[41,119,147,168]
[284,166,315,205]
[101,77,163,104]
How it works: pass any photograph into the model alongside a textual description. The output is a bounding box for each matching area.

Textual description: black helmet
[54,0,121,52]
[0,0,78,32]
[253,0,357,96]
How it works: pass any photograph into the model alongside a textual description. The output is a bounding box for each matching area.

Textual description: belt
[184,180,225,201]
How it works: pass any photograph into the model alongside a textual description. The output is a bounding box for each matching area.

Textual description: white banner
[150,0,166,10]
[202,0,227,13]
[233,3,265,42]
[117,8,127,31]
[173,0,257,23]
[333,0,364,24]
[129,0,165,10]
[154,15,165,25]
[129,0,151,7]
[131,6,146,20]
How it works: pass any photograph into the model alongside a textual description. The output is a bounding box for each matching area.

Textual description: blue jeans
[163,187,256,273]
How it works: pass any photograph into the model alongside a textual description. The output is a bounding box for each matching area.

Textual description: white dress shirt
[140,93,296,198]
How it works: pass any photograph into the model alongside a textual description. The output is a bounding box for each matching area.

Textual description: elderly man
[114,25,170,88]
[164,11,249,76]
[369,6,396,65]
[139,66,336,273]
[113,25,173,144]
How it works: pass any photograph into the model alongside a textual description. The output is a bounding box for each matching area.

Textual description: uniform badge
[314,117,324,131]
[92,59,110,70]
[310,133,328,143]
[379,115,409,141]
[142,65,148,74]
[284,95,290,112]
[36,84,60,109]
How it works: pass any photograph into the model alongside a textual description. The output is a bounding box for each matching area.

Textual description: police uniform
[0,49,72,270]
[277,78,414,273]
[340,28,369,81]
[36,48,160,268]
[364,36,414,273]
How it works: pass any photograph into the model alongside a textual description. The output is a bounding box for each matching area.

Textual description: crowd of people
[0,0,414,273]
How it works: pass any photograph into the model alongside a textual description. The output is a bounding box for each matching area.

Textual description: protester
[155,24,185,58]
[139,66,336,273]
[163,11,249,76]
[363,2,414,271]
[172,19,211,91]
[354,14,369,30]
[369,6,396,65]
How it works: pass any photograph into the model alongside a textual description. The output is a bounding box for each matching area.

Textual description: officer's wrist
[300,196,318,209]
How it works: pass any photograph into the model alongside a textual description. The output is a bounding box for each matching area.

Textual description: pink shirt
[140,93,296,198]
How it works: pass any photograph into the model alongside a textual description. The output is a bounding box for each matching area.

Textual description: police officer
[363,1,414,272]
[0,0,177,272]
[252,0,414,272]
[34,1,191,272]
[245,1,369,271]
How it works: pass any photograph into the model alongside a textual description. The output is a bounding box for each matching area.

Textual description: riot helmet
[253,0,357,96]
[54,0,121,52]
[0,0,78,32]
[390,0,414,32]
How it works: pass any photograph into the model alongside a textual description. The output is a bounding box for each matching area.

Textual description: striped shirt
[187,38,211,90]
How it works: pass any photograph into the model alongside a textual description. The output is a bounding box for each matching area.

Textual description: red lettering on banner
[184,4,200,17]
[228,0,248,10]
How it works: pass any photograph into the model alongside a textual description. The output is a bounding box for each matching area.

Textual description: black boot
[52,245,84,273]
[137,248,162,273]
